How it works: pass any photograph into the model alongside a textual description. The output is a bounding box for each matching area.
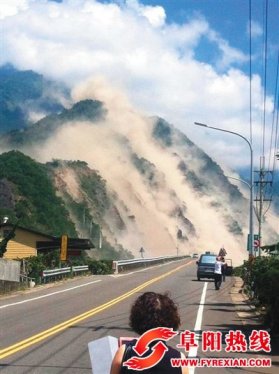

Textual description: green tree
[0,150,76,236]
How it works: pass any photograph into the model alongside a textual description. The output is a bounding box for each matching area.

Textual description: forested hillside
[0,66,277,264]
[0,150,76,236]
[0,151,132,260]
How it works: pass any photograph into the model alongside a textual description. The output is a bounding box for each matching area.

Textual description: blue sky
[121,0,279,95]
[0,0,278,172]
[50,0,278,85]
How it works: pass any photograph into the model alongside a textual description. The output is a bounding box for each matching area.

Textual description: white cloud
[0,0,30,20]
[126,0,166,27]
[0,0,274,170]
[208,30,248,70]
[247,20,263,38]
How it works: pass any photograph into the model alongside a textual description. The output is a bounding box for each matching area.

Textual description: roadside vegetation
[234,254,279,334]
[23,250,113,284]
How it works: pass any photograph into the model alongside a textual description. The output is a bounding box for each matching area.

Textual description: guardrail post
[112,261,118,275]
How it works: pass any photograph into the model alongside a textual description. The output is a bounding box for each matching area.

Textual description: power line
[272,53,279,172]
[268,50,279,171]
[262,0,268,159]
[265,51,279,214]
[248,0,278,253]
[249,0,253,145]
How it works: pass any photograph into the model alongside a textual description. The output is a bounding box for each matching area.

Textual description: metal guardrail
[72,265,89,272]
[42,267,71,278]
[42,265,89,283]
[112,255,189,274]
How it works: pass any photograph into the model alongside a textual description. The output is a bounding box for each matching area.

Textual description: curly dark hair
[129,292,181,335]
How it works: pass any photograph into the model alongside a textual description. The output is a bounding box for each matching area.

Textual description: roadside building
[0,223,93,260]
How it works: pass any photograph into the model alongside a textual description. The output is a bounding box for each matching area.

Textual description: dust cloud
[23,77,258,265]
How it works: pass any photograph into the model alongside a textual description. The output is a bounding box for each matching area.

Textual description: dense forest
[0,150,77,236]
[0,151,133,260]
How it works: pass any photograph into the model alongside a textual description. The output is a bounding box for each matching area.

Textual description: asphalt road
[0,259,277,373]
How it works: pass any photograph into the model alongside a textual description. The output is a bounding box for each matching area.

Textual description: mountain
[0,70,278,265]
[0,64,70,133]
[1,99,106,146]
[0,150,76,236]
[0,151,132,260]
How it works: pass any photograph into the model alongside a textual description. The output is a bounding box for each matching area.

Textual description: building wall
[0,228,51,260]
[0,258,20,281]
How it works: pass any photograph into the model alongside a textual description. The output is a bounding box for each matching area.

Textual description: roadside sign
[253,234,260,248]
[247,234,261,251]
[60,235,68,261]
[254,240,260,248]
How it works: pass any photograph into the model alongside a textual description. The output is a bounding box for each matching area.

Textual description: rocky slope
[0,70,277,265]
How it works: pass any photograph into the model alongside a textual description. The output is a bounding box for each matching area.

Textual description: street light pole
[226,176,251,190]
[194,122,254,258]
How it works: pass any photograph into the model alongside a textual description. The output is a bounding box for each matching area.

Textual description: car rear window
[200,255,216,264]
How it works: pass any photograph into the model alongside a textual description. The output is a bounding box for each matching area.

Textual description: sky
[0,0,278,172]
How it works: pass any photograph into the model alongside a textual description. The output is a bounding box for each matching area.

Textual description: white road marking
[0,280,102,309]
[188,282,208,374]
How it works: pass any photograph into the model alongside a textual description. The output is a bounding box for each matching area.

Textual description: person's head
[216,256,221,261]
[129,291,181,335]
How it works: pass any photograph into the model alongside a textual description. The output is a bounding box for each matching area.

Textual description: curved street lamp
[194,122,254,258]
[226,176,251,189]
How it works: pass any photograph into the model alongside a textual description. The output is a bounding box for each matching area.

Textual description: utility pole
[254,157,272,256]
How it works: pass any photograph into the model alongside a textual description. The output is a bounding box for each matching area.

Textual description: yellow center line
[0,260,193,360]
